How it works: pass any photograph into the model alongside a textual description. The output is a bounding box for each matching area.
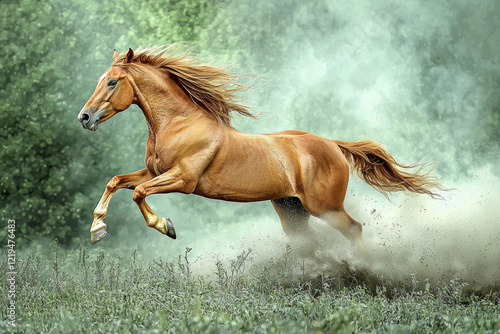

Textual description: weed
[0,242,498,334]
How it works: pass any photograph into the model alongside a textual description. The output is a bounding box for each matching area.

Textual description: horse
[77,46,443,248]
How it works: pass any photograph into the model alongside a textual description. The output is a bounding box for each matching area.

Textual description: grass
[0,241,499,333]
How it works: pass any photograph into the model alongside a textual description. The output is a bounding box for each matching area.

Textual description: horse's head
[77,49,135,131]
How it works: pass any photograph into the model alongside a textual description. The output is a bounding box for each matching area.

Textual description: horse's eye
[107,79,117,88]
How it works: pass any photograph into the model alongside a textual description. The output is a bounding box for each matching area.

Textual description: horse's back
[264,129,311,137]
[264,130,346,167]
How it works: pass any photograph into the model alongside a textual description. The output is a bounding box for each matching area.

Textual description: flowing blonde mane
[112,45,254,125]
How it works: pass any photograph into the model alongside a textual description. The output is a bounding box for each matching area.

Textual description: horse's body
[191,128,348,203]
[78,46,442,247]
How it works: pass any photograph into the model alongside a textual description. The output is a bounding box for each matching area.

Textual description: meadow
[1,242,499,333]
[2,1,499,333]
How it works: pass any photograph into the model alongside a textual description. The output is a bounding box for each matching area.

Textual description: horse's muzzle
[77,108,100,131]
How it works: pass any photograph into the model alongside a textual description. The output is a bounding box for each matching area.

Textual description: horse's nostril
[81,112,90,124]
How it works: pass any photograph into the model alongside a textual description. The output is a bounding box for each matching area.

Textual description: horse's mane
[112,45,254,125]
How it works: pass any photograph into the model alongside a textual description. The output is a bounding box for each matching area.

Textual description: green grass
[0,242,499,333]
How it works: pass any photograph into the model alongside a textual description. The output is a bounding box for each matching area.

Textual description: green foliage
[200,0,500,176]
[0,245,499,333]
[1,0,499,245]
[0,0,220,244]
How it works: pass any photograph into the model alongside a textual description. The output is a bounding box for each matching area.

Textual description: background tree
[0,0,220,245]
[1,0,499,247]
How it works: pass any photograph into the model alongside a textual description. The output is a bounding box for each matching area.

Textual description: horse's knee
[133,185,147,203]
[106,176,121,192]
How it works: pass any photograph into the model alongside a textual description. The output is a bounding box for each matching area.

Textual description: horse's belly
[192,132,301,202]
[193,172,292,202]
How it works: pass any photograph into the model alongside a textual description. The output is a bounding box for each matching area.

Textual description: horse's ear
[124,48,134,63]
[113,49,119,60]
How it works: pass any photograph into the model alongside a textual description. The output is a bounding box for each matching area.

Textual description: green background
[1,2,500,332]
[1,0,499,255]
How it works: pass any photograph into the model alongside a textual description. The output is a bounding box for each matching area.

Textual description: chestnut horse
[78,46,442,247]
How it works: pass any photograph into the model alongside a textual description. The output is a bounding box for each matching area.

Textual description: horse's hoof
[165,218,176,240]
[90,222,107,244]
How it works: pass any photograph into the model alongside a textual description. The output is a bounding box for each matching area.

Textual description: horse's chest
[145,141,169,176]
[145,155,165,176]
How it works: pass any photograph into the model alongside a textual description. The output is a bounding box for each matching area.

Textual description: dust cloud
[180,0,500,290]
[182,165,500,290]
[99,0,499,290]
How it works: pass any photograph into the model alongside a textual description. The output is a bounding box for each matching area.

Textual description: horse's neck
[131,81,169,134]
[133,72,218,138]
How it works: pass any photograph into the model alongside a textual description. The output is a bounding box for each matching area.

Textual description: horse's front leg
[90,168,151,243]
[132,167,194,239]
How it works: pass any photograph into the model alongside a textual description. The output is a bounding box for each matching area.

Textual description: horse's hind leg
[271,197,311,239]
[321,208,364,249]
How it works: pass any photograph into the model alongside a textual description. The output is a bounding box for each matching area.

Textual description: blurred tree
[0,0,219,245]
[1,0,498,246]
[201,0,500,177]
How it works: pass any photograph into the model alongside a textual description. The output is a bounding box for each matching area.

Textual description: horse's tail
[334,139,444,199]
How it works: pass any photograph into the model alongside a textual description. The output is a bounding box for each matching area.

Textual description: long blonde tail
[334,139,444,199]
